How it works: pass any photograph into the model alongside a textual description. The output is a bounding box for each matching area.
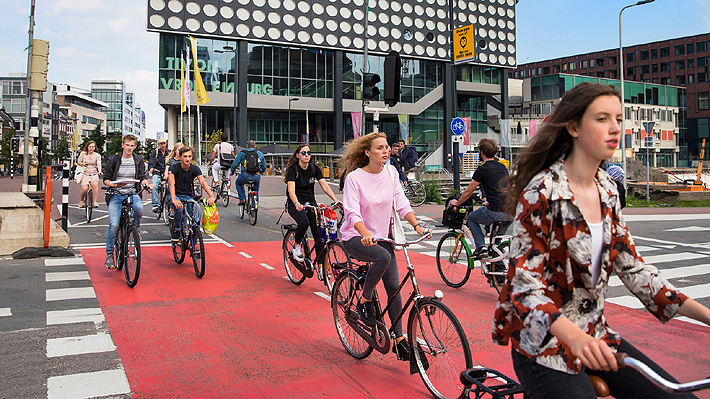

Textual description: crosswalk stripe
[609,264,710,287]
[46,308,105,325]
[47,334,116,358]
[642,252,705,264]
[44,258,84,267]
[675,316,707,327]
[607,282,710,310]
[605,296,644,309]
[46,287,96,301]
[47,369,130,399]
[0,308,11,317]
[46,272,90,282]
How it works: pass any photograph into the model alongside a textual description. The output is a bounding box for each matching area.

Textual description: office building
[91,80,144,140]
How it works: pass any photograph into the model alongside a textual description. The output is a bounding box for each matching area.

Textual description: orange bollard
[44,166,51,248]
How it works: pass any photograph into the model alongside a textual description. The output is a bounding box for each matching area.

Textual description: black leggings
[287,202,325,263]
[512,338,699,399]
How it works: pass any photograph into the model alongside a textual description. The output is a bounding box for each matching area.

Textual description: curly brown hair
[339,132,387,172]
[503,82,620,216]
[477,138,499,158]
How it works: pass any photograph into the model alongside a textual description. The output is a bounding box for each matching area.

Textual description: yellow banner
[180,51,187,113]
[189,36,210,106]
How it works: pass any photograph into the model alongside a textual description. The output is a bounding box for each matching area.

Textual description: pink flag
[529,120,538,138]
[461,117,470,145]
[351,112,362,138]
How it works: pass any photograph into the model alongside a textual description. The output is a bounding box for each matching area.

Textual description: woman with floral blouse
[493,83,710,399]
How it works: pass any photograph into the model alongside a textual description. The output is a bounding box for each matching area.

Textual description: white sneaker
[292,246,304,262]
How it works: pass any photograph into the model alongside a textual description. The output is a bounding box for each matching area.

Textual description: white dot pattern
[147,0,516,66]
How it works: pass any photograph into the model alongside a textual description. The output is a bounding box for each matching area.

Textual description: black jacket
[103,153,148,192]
[147,148,168,174]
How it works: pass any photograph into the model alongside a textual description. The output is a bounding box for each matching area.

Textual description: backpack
[218,143,235,168]
[242,149,260,173]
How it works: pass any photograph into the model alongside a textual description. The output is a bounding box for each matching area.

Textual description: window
[652,64,658,73]
[676,75,686,84]
[675,45,685,55]
[699,57,708,67]
[513,71,519,78]
[641,65,650,74]
[660,47,670,57]
[609,56,617,65]
[698,41,707,52]
[627,52,635,62]
[530,68,535,76]
[688,43,695,54]
[596,58,605,66]
[675,60,685,70]
[590,59,595,67]
[699,92,709,110]
[627,67,635,76]
[661,77,670,84]
[660,109,666,121]
[562,63,567,71]
[581,60,587,68]
[537,67,541,75]
[640,50,649,60]
[569,62,575,70]
[689,74,695,83]
[625,107,632,119]
[668,110,673,122]
[660,62,671,72]
[699,72,708,83]
[651,49,658,59]
[521,70,525,77]
[543,66,550,74]
[688,59,695,69]
[597,71,605,77]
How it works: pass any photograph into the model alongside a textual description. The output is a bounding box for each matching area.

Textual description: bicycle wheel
[239,199,246,219]
[114,232,123,271]
[486,241,509,293]
[436,232,472,288]
[191,226,206,278]
[408,298,472,399]
[282,229,306,285]
[323,240,351,293]
[123,226,141,288]
[163,198,172,226]
[156,186,163,220]
[172,224,186,264]
[331,271,373,359]
[248,194,258,226]
[405,180,427,207]
[220,180,229,207]
[86,191,93,223]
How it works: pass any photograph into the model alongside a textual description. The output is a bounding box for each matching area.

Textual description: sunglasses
[300,151,312,156]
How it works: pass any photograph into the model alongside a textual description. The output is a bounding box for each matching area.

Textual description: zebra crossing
[407,215,710,326]
[43,256,130,399]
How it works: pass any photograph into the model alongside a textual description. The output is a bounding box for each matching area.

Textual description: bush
[422,179,444,204]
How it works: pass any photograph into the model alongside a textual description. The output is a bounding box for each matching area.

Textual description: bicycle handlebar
[615,353,710,393]
[101,184,151,195]
[373,229,432,247]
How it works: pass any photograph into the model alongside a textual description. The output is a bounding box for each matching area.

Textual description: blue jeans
[466,206,510,249]
[106,194,143,254]
[235,172,260,201]
[151,173,163,208]
[172,194,199,233]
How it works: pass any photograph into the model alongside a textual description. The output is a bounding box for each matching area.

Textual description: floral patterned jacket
[492,158,688,374]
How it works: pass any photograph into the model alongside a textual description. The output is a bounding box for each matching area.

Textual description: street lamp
[619,0,654,189]
[288,97,299,149]
[215,45,237,145]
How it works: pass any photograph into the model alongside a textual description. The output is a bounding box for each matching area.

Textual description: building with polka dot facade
[147,0,517,165]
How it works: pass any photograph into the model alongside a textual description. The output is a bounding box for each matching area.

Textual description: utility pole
[22,0,36,192]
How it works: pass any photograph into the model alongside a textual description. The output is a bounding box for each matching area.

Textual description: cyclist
[168,146,215,241]
[449,138,510,258]
[398,139,418,173]
[231,140,266,206]
[148,137,169,213]
[210,132,235,187]
[103,134,153,269]
[340,132,428,361]
[493,83,710,399]
[164,142,184,180]
[284,144,339,267]
[77,140,101,208]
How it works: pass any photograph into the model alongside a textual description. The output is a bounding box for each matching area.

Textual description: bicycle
[102,185,150,288]
[402,179,426,207]
[436,202,512,292]
[170,197,206,278]
[331,232,473,399]
[281,202,347,293]
[154,174,171,225]
[238,180,258,226]
[211,165,231,207]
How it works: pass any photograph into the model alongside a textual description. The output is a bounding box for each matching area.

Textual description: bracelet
[413,224,421,229]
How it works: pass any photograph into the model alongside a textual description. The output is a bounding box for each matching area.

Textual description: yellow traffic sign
[453,24,475,64]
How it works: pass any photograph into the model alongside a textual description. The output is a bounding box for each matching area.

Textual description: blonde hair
[339,132,387,172]
[166,142,184,160]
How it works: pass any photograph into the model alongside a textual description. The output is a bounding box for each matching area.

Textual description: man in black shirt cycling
[168,146,215,241]
[450,138,510,258]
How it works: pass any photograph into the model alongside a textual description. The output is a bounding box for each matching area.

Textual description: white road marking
[675,316,707,327]
[609,264,710,287]
[0,308,11,317]
[407,243,427,249]
[47,334,116,358]
[664,226,710,232]
[260,263,275,270]
[72,214,109,226]
[47,369,130,399]
[607,283,710,309]
[314,292,331,301]
[209,233,234,247]
[44,258,84,267]
[625,214,710,222]
[634,235,710,250]
[46,287,96,301]
[420,251,439,257]
[642,252,705,264]
[239,252,252,258]
[46,272,90,282]
[46,308,105,325]
[70,221,165,228]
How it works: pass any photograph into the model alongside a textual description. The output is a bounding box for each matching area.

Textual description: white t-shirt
[589,221,604,285]
[213,142,234,163]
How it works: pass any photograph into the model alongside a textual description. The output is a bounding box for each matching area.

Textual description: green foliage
[54,136,70,163]
[207,130,222,153]
[78,122,106,154]
[0,128,14,163]
[422,178,444,204]
[143,138,156,159]
[106,135,123,155]
[626,196,710,208]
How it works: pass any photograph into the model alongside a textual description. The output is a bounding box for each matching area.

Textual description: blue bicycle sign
[451,117,466,136]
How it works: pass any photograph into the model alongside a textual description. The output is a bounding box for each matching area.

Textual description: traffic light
[384,51,402,107]
[362,73,380,100]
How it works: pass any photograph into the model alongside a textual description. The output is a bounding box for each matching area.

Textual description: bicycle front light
[434,290,444,300]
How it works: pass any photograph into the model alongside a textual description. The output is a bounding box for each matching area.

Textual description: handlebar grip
[615,352,628,368]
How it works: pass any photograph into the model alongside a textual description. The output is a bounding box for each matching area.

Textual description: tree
[106,135,123,155]
[78,122,106,154]
[0,128,14,166]
[54,136,70,163]
[141,138,156,159]
[207,130,223,154]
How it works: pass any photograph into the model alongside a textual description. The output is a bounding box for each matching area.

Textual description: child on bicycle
[339,132,429,362]
[493,83,710,399]
[168,146,215,241]
[284,144,339,272]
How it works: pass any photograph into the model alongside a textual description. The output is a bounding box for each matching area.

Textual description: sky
[1,0,709,141]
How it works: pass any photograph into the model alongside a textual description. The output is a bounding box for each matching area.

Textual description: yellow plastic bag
[202,203,220,234]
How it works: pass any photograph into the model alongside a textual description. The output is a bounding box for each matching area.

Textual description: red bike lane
[81,242,710,398]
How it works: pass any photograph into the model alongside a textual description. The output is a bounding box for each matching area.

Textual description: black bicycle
[83,174,98,223]
[212,166,231,207]
[403,179,427,207]
[170,198,206,278]
[154,175,172,225]
[239,180,258,226]
[331,232,473,399]
[280,202,347,293]
[103,185,150,288]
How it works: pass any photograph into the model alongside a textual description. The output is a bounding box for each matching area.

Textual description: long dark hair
[504,83,621,216]
[283,144,310,183]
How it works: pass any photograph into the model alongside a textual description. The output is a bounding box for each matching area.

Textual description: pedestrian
[76,140,101,208]
[398,139,418,173]
[493,83,710,399]
[606,164,626,209]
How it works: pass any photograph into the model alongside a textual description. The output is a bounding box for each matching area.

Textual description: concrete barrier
[0,192,70,256]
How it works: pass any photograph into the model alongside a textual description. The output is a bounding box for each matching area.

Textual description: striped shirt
[117,156,136,194]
